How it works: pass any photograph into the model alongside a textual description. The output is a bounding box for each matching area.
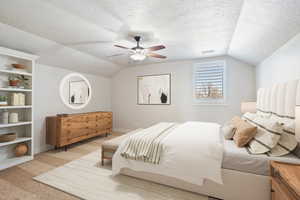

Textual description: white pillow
[267,117,297,156]
[222,124,236,140]
[257,110,272,119]
[245,117,282,154]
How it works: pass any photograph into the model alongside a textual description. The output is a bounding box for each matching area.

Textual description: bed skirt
[120,168,270,200]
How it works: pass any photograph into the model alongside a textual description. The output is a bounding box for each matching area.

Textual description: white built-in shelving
[0,156,33,171]
[0,88,32,92]
[0,137,32,147]
[0,46,37,170]
[0,105,32,109]
[0,121,32,128]
[0,69,32,76]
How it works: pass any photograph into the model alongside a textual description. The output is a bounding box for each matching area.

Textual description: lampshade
[241,102,256,114]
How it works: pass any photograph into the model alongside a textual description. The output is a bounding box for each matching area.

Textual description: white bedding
[112,121,223,186]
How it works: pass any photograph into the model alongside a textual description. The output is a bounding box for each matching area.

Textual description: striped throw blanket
[120,123,179,164]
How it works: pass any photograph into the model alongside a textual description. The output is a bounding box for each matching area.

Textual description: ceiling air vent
[202,50,215,54]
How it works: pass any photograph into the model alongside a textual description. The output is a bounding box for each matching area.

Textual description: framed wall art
[137,74,171,105]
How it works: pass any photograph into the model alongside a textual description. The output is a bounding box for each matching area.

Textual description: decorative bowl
[15,143,28,157]
[0,133,17,143]
[11,64,26,69]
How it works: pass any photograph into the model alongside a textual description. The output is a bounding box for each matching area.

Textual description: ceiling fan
[113,36,166,61]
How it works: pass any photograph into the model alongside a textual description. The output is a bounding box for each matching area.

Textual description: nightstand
[270,161,300,200]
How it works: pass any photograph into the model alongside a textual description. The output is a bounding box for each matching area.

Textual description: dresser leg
[64,145,68,151]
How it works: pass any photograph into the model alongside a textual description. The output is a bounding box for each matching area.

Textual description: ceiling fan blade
[147,45,166,51]
[114,45,130,49]
[147,52,167,59]
[106,53,125,58]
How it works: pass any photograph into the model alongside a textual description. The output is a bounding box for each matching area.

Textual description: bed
[112,79,300,200]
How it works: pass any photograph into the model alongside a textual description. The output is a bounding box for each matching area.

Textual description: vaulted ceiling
[0,0,299,76]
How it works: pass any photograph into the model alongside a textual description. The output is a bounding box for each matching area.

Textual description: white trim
[0,69,32,76]
[192,60,227,105]
[0,105,32,109]
[59,73,92,110]
[0,47,39,60]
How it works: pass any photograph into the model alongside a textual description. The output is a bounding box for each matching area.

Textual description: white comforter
[112,121,223,186]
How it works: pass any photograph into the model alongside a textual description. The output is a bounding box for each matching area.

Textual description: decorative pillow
[231,116,257,147]
[257,110,272,119]
[222,123,236,140]
[243,116,282,154]
[293,143,300,158]
[267,117,298,156]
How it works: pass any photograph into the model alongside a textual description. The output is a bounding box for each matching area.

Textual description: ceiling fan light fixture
[130,53,146,61]
[114,35,166,61]
[130,49,146,61]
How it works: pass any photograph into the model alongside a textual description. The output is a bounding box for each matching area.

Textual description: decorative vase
[9,113,18,123]
[2,110,9,124]
[15,143,28,157]
[160,92,168,103]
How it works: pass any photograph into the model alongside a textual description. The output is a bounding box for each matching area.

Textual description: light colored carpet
[34,150,209,200]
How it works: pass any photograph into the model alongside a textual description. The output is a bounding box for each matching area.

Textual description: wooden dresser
[46,111,112,150]
[270,161,300,200]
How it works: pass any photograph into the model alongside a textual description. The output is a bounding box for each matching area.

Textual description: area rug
[33,150,210,200]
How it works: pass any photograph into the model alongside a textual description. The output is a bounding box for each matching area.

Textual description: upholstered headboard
[256,79,300,141]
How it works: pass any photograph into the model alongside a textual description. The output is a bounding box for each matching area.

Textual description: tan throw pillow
[231,116,257,147]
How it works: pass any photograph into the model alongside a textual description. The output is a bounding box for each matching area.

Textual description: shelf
[0,88,32,92]
[0,69,32,76]
[0,121,32,128]
[0,137,31,147]
[0,105,32,109]
[0,155,33,171]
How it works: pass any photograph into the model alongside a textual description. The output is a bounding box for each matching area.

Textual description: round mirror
[59,73,92,109]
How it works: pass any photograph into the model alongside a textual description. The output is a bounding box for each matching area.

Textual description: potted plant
[8,75,30,88]
[8,75,20,87]
[0,95,8,106]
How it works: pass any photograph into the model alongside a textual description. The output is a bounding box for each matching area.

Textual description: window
[193,61,226,104]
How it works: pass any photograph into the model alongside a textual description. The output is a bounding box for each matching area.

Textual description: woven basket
[0,133,17,143]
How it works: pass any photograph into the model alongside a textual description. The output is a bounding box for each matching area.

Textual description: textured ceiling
[0,0,299,76]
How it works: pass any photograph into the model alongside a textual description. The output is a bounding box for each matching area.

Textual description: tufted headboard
[256,79,300,141]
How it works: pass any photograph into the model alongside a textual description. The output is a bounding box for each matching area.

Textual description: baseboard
[34,144,53,155]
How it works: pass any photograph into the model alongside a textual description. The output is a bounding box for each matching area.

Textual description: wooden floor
[0,132,219,200]
[0,132,122,200]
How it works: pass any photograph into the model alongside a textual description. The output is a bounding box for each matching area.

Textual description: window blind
[193,61,225,101]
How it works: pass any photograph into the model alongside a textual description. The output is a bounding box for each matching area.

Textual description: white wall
[34,64,111,153]
[112,56,256,131]
[256,33,300,88]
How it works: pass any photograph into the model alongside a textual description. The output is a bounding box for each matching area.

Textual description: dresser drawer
[62,121,88,129]
[62,128,90,139]
[271,177,296,200]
